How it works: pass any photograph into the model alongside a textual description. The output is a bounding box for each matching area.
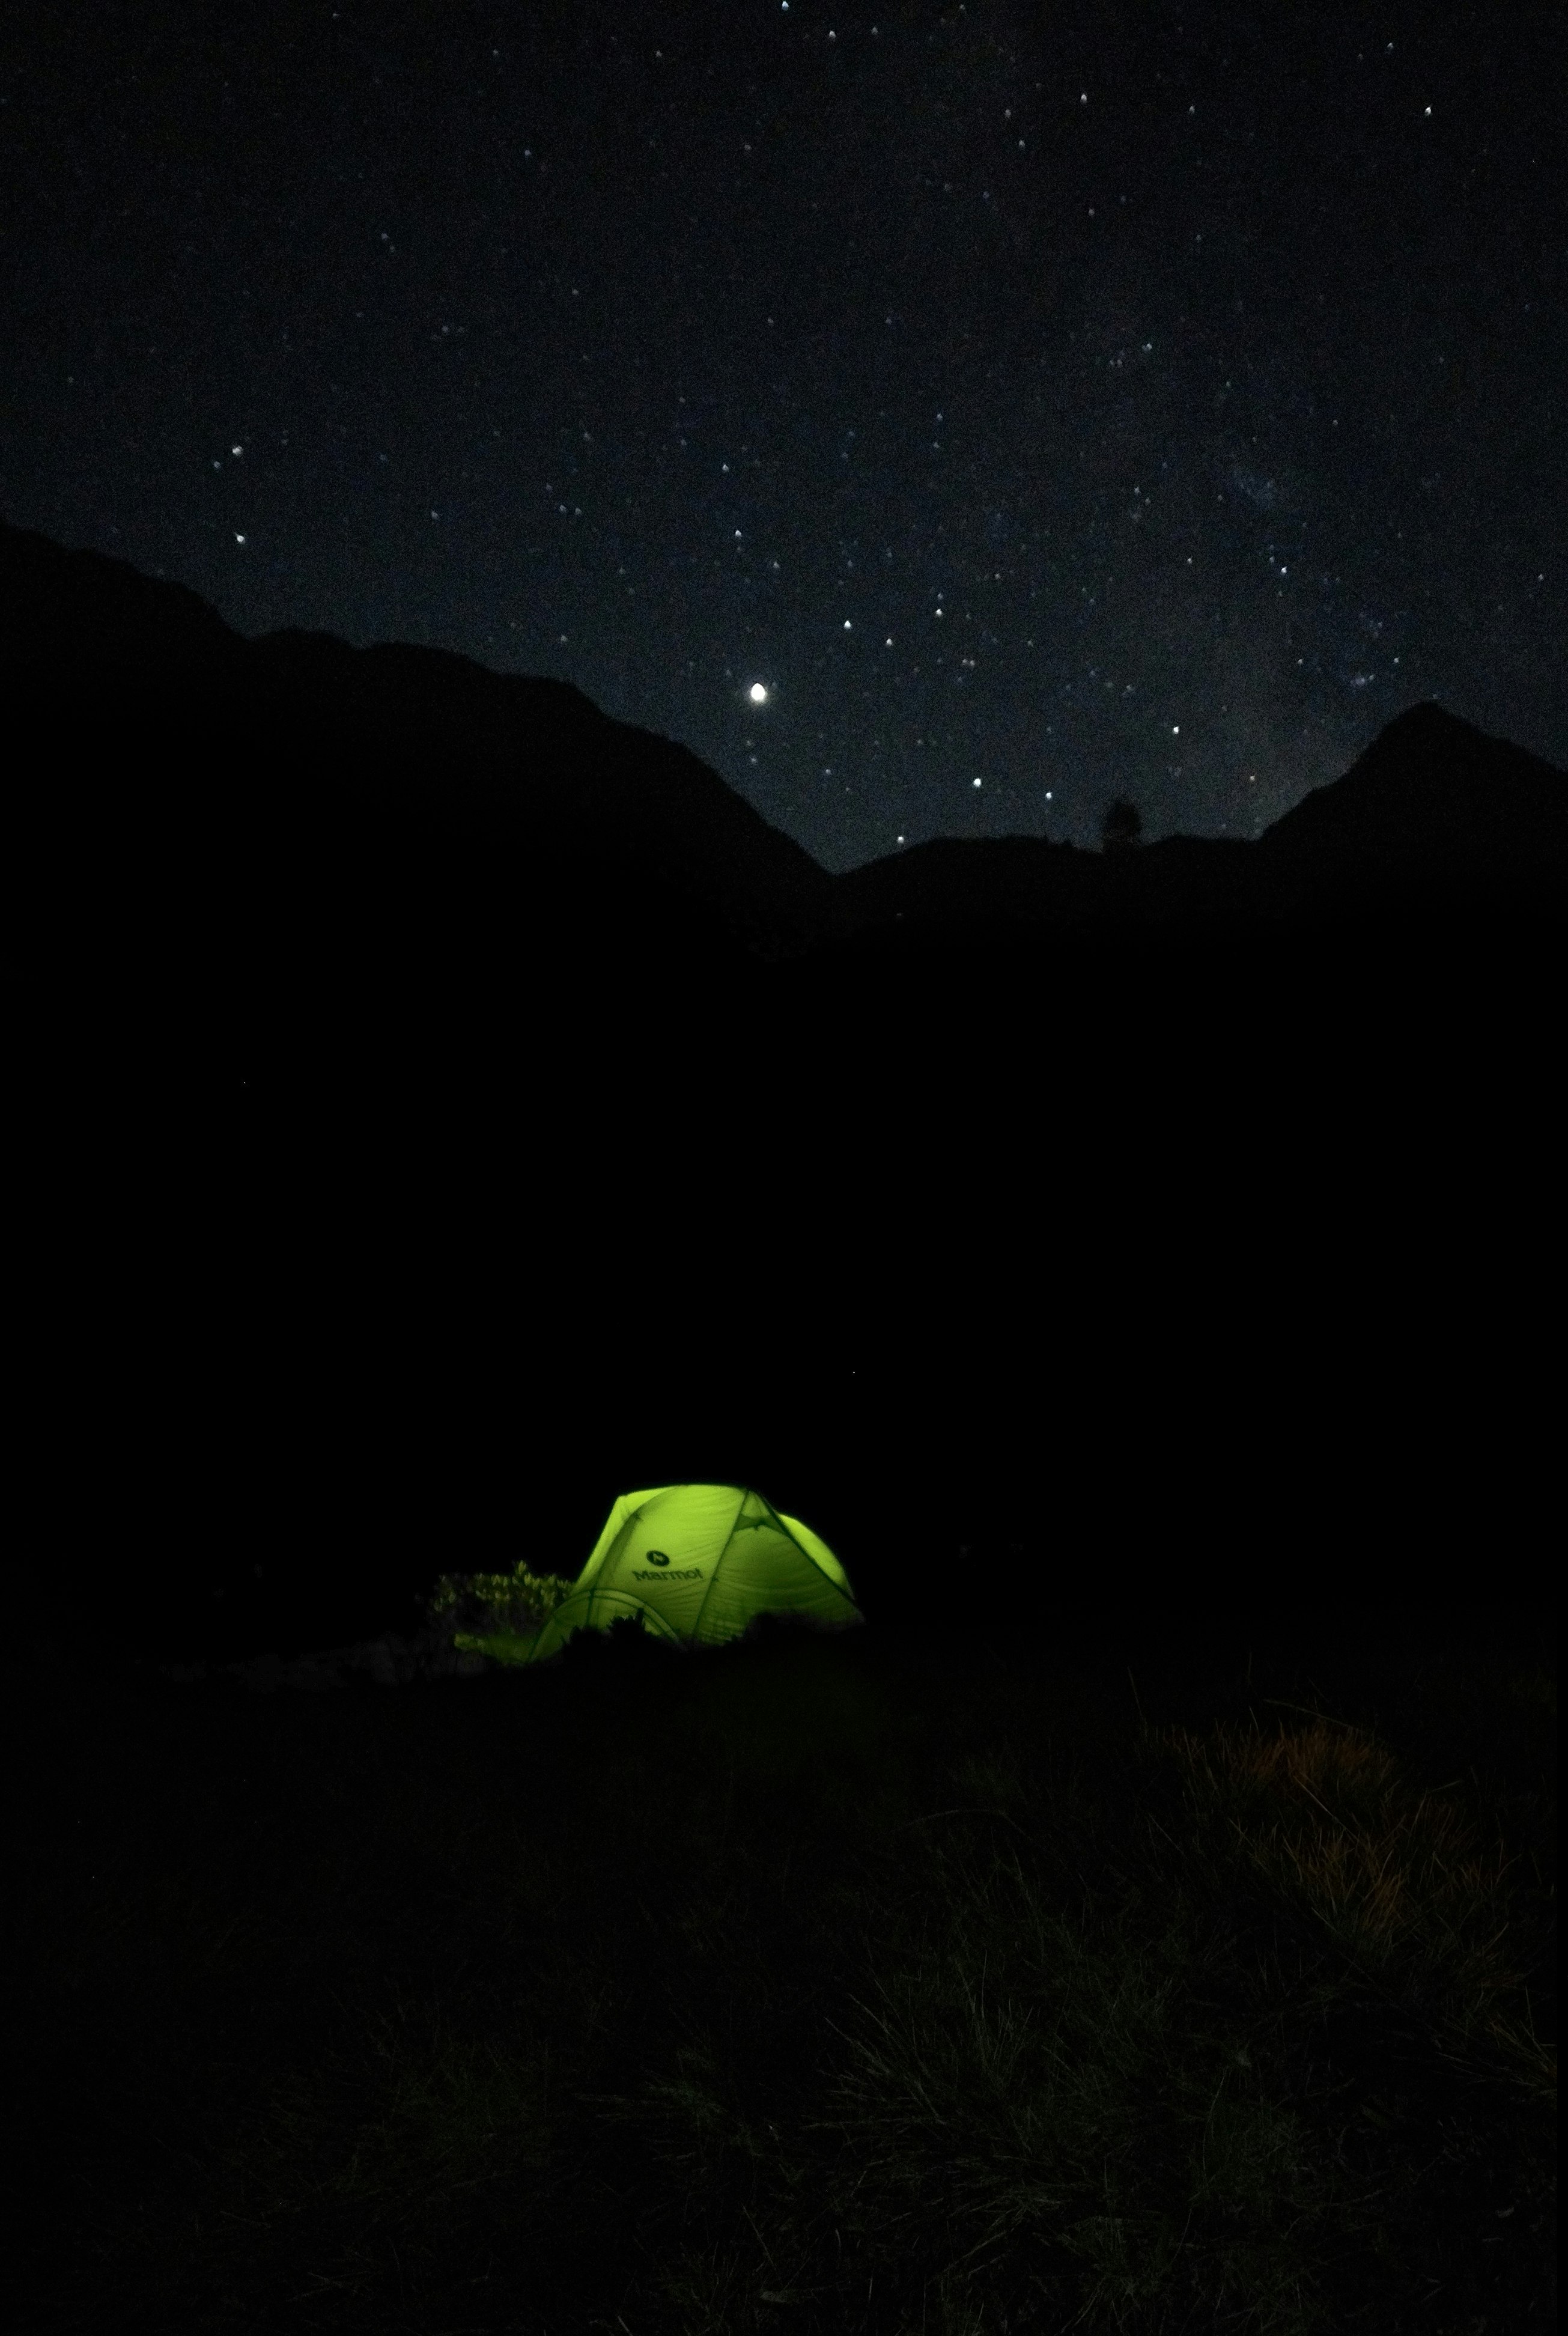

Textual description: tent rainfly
[526,1483,861,1662]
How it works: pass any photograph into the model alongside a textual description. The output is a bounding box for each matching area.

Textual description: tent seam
[689,1483,749,1646]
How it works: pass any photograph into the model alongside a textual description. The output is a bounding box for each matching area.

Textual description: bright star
[749,682,768,704]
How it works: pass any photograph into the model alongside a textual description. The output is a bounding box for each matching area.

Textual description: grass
[8,1619,1554,2334]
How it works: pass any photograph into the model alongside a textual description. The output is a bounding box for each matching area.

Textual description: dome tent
[524,1483,861,1664]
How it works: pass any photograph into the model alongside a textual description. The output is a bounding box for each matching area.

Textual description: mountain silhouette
[4,514,849,1138]
[9,517,1562,1012]
[10,508,1563,1131]
[1257,699,1567,902]
[4,516,828,998]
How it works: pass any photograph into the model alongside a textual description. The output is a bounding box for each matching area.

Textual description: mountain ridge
[2,517,830,962]
[6,516,1564,981]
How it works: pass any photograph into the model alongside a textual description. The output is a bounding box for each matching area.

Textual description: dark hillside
[6,520,1561,1664]
[5,518,820,1654]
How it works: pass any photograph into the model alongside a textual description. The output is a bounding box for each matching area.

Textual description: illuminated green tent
[525,1483,862,1663]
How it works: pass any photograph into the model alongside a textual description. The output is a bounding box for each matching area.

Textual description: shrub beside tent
[430,1485,862,1667]
[425,1559,578,1667]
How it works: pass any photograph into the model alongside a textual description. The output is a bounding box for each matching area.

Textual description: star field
[4,0,1563,869]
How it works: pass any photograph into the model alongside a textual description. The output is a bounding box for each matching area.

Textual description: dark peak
[1375,699,1486,751]
[1337,698,1552,790]
[1259,699,1567,885]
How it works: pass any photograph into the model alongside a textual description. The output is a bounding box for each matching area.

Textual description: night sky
[5,0,1563,870]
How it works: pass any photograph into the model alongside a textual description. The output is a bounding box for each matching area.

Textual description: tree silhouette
[1101,797,1143,852]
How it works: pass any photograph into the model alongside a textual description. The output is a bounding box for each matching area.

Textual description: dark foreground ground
[7,1614,1554,2335]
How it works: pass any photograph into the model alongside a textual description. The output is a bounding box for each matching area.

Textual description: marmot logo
[645,1550,671,1567]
